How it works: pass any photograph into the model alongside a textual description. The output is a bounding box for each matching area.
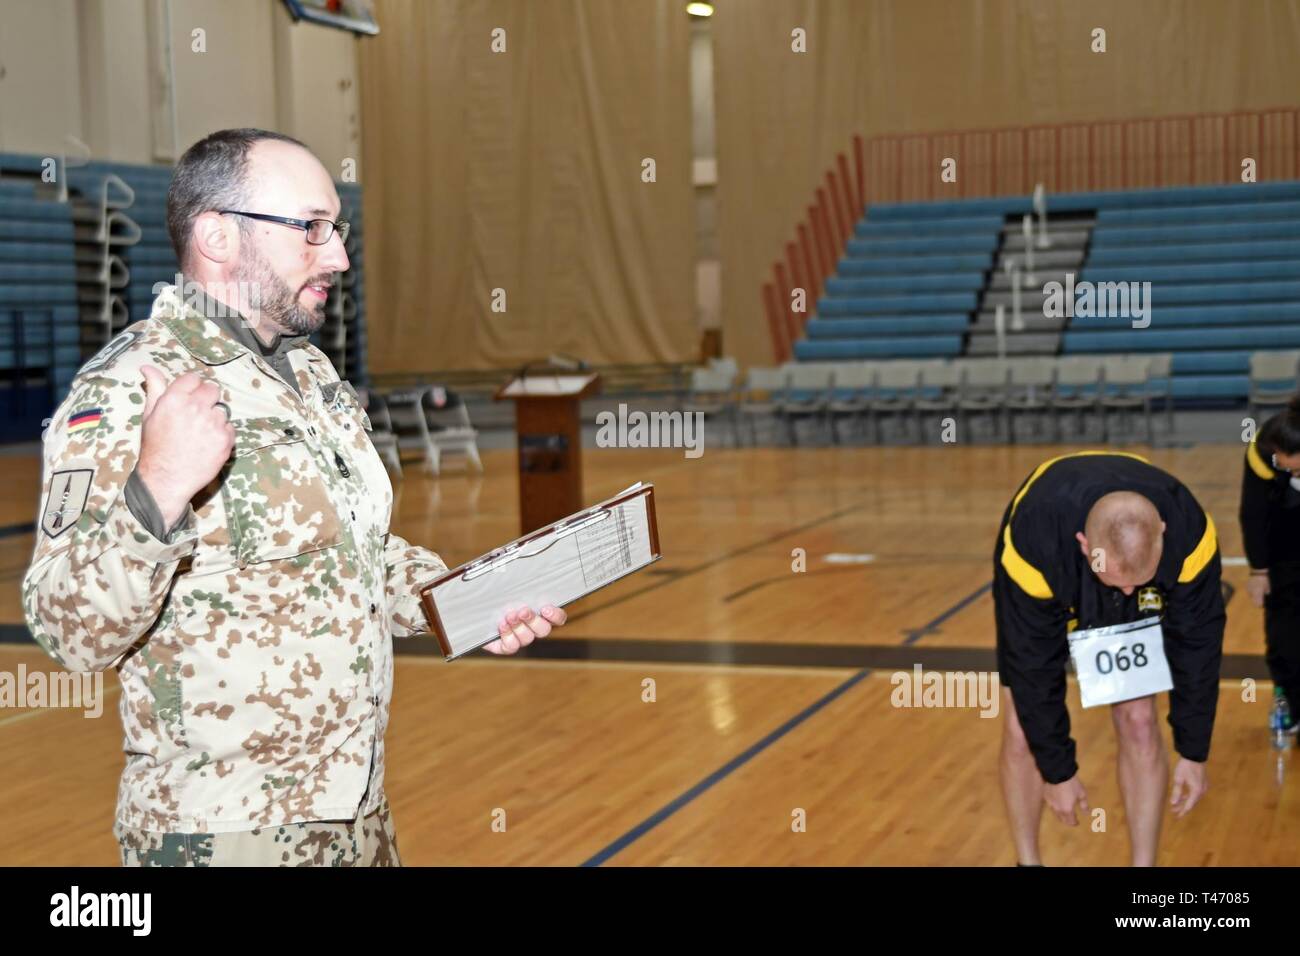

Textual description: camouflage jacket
[22,285,447,833]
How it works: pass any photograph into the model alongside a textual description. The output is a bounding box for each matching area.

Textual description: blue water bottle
[1272,687,1292,752]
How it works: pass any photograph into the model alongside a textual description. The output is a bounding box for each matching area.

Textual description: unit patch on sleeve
[80,330,138,375]
[40,467,95,539]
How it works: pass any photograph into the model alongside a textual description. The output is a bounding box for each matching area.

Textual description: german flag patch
[67,408,104,434]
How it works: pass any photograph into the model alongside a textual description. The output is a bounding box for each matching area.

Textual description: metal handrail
[98,209,142,246]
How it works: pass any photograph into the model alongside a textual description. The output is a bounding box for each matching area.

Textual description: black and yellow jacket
[1239,415,1300,571]
[995,452,1225,784]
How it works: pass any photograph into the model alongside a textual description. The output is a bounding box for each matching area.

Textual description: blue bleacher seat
[1097,200,1300,225]
[1069,303,1300,329]
[1093,221,1299,245]
[789,178,1300,406]
[1067,280,1300,307]
[1080,261,1300,284]
[805,315,969,337]
[1064,326,1300,352]
[1088,239,1300,266]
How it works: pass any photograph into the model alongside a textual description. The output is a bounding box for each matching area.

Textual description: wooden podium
[495,372,601,534]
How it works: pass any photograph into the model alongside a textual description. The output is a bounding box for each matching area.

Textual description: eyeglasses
[218,210,350,245]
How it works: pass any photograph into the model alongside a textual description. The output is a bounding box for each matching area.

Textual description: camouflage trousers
[113,796,401,867]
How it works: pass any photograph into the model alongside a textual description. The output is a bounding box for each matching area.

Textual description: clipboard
[418,482,661,659]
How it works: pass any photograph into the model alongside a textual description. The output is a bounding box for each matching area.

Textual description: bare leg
[1111,695,1167,867]
[999,686,1046,865]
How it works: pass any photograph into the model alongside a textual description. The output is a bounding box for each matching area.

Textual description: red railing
[763,107,1300,362]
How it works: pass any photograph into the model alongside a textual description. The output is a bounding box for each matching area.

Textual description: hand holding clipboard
[419,483,662,659]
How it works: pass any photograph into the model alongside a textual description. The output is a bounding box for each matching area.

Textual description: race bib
[1068,616,1173,708]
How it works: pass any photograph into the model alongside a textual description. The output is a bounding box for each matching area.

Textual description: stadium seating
[795,180,1300,406]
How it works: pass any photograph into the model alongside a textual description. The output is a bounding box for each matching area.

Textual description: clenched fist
[136,365,236,527]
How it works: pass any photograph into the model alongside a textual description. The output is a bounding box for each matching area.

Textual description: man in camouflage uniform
[22,129,566,866]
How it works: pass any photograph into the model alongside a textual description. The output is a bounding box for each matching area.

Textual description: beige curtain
[713,0,1300,367]
[359,0,697,374]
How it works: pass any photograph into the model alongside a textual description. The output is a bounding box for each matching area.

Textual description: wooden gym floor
[1,440,1297,866]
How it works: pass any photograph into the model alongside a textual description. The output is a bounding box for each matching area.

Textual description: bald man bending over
[993,453,1224,866]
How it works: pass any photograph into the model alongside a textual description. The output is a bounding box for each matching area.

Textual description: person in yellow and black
[993,452,1224,867]
[1240,395,1300,738]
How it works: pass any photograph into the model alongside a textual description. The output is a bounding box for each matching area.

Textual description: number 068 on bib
[1067,616,1173,708]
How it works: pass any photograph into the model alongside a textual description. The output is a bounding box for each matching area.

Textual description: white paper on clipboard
[419,483,660,659]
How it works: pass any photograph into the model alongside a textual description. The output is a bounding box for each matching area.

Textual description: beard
[233,241,332,338]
